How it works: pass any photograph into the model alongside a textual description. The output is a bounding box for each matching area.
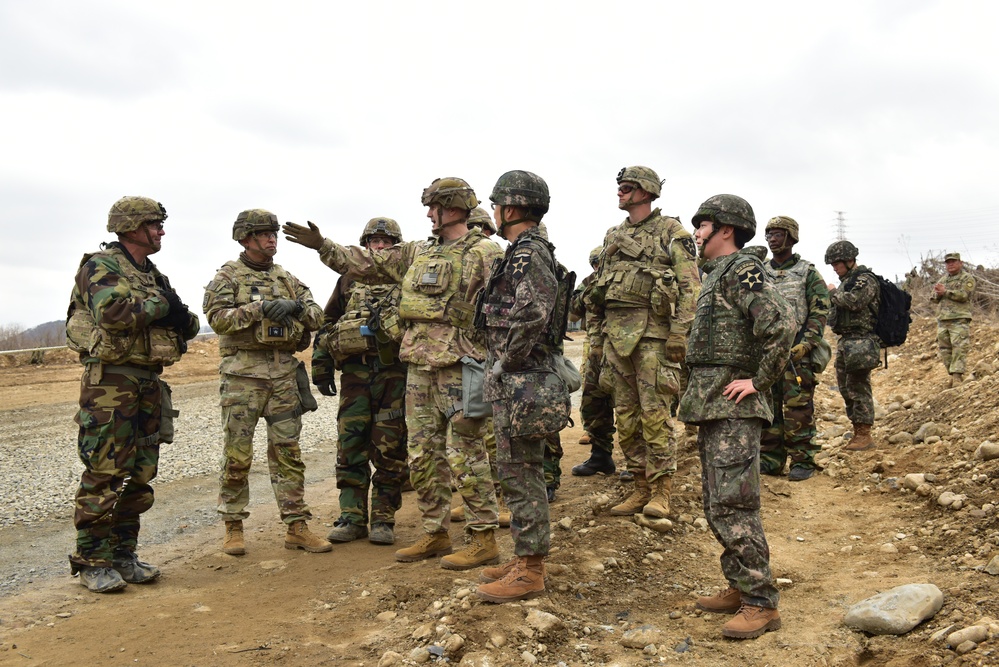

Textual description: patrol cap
[944,252,961,261]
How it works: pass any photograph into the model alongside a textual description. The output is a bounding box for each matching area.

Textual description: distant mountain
[0,320,65,351]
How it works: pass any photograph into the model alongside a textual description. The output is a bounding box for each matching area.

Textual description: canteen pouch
[460,356,492,419]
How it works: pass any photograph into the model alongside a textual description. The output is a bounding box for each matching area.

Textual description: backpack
[864,271,912,348]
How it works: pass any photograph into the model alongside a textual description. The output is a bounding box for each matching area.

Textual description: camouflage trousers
[761,362,819,471]
[544,432,563,490]
[698,418,778,609]
[834,352,874,425]
[71,366,162,571]
[407,364,498,535]
[937,318,971,374]
[580,338,615,454]
[492,399,551,557]
[336,358,408,526]
[217,372,311,524]
[605,338,679,482]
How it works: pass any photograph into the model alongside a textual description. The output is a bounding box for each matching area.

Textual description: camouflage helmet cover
[588,245,603,267]
[824,240,859,264]
[616,166,663,199]
[107,196,168,234]
[359,216,403,245]
[467,206,497,234]
[233,209,279,241]
[765,215,799,243]
[489,170,551,217]
[691,194,757,236]
[421,177,478,211]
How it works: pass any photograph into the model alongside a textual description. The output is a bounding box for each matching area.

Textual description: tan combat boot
[609,473,650,515]
[643,475,673,518]
[578,433,592,445]
[721,604,781,639]
[497,498,512,528]
[476,555,546,603]
[480,556,519,583]
[285,521,333,553]
[450,505,467,522]
[394,531,453,562]
[695,586,742,614]
[843,423,875,451]
[440,529,500,571]
[950,373,964,388]
[223,520,246,556]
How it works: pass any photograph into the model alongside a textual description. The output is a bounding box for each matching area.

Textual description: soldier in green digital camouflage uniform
[476,171,570,603]
[595,166,701,518]
[678,194,794,639]
[204,209,332,555]
[284,178,503,571]
[312,217,409,546]
[759,216,831,482]
[66,196,200,592]
[824,240,881,451]
[932,252,976,387]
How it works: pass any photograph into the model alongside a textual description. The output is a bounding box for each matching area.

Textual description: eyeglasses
[764,230,785,239]
[145,221,165,230]
[617,184,636,195]
[253,231,278,239]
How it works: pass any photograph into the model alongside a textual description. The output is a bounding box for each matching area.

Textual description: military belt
[102,364,160,381]
[375,408,405,423]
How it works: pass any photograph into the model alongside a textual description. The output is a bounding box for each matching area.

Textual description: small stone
[378,651,403,667]
[954,640,978,655]
[984,555,999,575]
[409,647,431,664]
[489,631,507,647]
[947,625,988,647]
[55,612,72,619]
[642,644,658,655]
[521,650,538,664]
[558,517,573,530]
[890,432,914,445]
[525,609,562,634]
[880,543,898,553]
[376,611,397,622]
[443,634,465,655]
[693,518,709,531]
[621,624,662,648]
[776,578,793,587]
[902,473,925,490]
[929,624,958,642]
[974,441,999,461]
[843,583,943,635]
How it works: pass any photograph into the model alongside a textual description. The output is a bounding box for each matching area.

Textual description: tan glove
[789,343,809,363]
[665,332,687,362]
[282,221,324,250]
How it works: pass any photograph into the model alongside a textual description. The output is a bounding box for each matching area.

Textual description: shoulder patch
[675,236,697,260]
[736,263,765,292]
[509,251,533,281]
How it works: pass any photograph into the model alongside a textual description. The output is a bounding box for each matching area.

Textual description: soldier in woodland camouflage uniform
[312,218,408,546]
[678,194,793,640]
[204,209,331,555]
[474,171,570,603]
[595,166,701,518]
[66,196,200,592]
[824,240,880,451]
[932,252,976,387]
[569,246,617,477]
[759,217,831,482]
[284,178,503,571]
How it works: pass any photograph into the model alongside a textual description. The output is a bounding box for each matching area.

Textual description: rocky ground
[0,318,998,667]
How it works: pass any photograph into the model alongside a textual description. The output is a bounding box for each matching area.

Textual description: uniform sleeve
[78,255,169,334]
[318,238,416,284]
[569,273,592,322]
[668,223,701,335]
[204,267,264,335]
[292,278,324,332]
[742,283,795,393]
[801,266,831,350]
[946,274,976,303]
[501,245,558,371]
[830,273,878,312]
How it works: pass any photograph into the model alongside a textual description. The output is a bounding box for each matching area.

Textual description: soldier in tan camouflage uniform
[284,178,504,571]
[66,196,200,592]
[204,209,332,555]
[594,166,701,518]
[932,252,976,387]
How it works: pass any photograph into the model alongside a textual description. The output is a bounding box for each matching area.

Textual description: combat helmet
[765,215,799,244]
[107,196,167,234]
[616,166,663,199]
[467,207,497,235]
[824,240,859,264]
[233,209,279,241]
[691,194,757,236]
[588,245,603,267]
[421,177,478,211]
[489,170,550,220]
[359,217,403,246]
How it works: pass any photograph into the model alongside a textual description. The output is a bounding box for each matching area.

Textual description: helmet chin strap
[497,206,531,239]
[697,222,720,259]
[127,223,160,251]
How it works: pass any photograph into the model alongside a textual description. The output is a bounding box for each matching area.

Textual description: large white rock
[843,584,943,635]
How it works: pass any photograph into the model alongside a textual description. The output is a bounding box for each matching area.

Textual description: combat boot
[578,433,592,445]
[78,565,127,593]
[950,373,964,388]
[695,586,742,614]
[721,604,782,639]
[476,555,546,603]
[285,521,333,553]
[844,423,875,451]
[450,504,467,522]
[223,520,246,555]
[480,556,519,583]
[368,523,395,545]
[571,447,615,476]
[326,518,368,543]
[609,473,650,515]
[440,529,500,571]
[643,475,672,518]
[112,550,160,584]
[394,531,452,562]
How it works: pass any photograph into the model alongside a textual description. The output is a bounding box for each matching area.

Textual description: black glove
[263,299,300,327]
[154,290,192,330]
[316,379,337,397]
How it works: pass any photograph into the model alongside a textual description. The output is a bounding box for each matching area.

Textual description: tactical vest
[397,232,481,331]
[832,266,878,336]
[601,213,680,316]
[325,281,403,360]
[212,261,306,356]
[763,258,812,333]
[686,254,763,374]
[66,246,184,366]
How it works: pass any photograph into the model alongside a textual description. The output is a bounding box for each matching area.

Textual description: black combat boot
[571,447,615,476]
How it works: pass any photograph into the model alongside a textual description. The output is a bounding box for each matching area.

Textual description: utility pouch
[414,259,452,295]
[502,370,570,437]
[159,379,179,444]
[553,354,582,394]
[147,326,183,365]
[460,356,492,419]
[840,336,880,372]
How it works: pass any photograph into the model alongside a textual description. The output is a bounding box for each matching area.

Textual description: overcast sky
[2,0,997,331]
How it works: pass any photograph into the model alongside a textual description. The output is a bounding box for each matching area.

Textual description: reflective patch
[509,252,532,281]
[736,264,765,291]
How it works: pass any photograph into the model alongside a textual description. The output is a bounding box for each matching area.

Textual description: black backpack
[864,271,912,348]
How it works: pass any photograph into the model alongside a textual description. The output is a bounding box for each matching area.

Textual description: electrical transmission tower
[834,211,847,240]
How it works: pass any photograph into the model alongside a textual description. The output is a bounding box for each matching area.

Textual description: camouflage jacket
[678,246,795,425]
[569,272,605,345]
[317,228,502,368]
[829,264,879,337]
[932,269,975,321]
[765,253,830,352]
[596,208,701,357]
[204,258,323,379]
[66,243,199,369]
[312,274,403,375]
